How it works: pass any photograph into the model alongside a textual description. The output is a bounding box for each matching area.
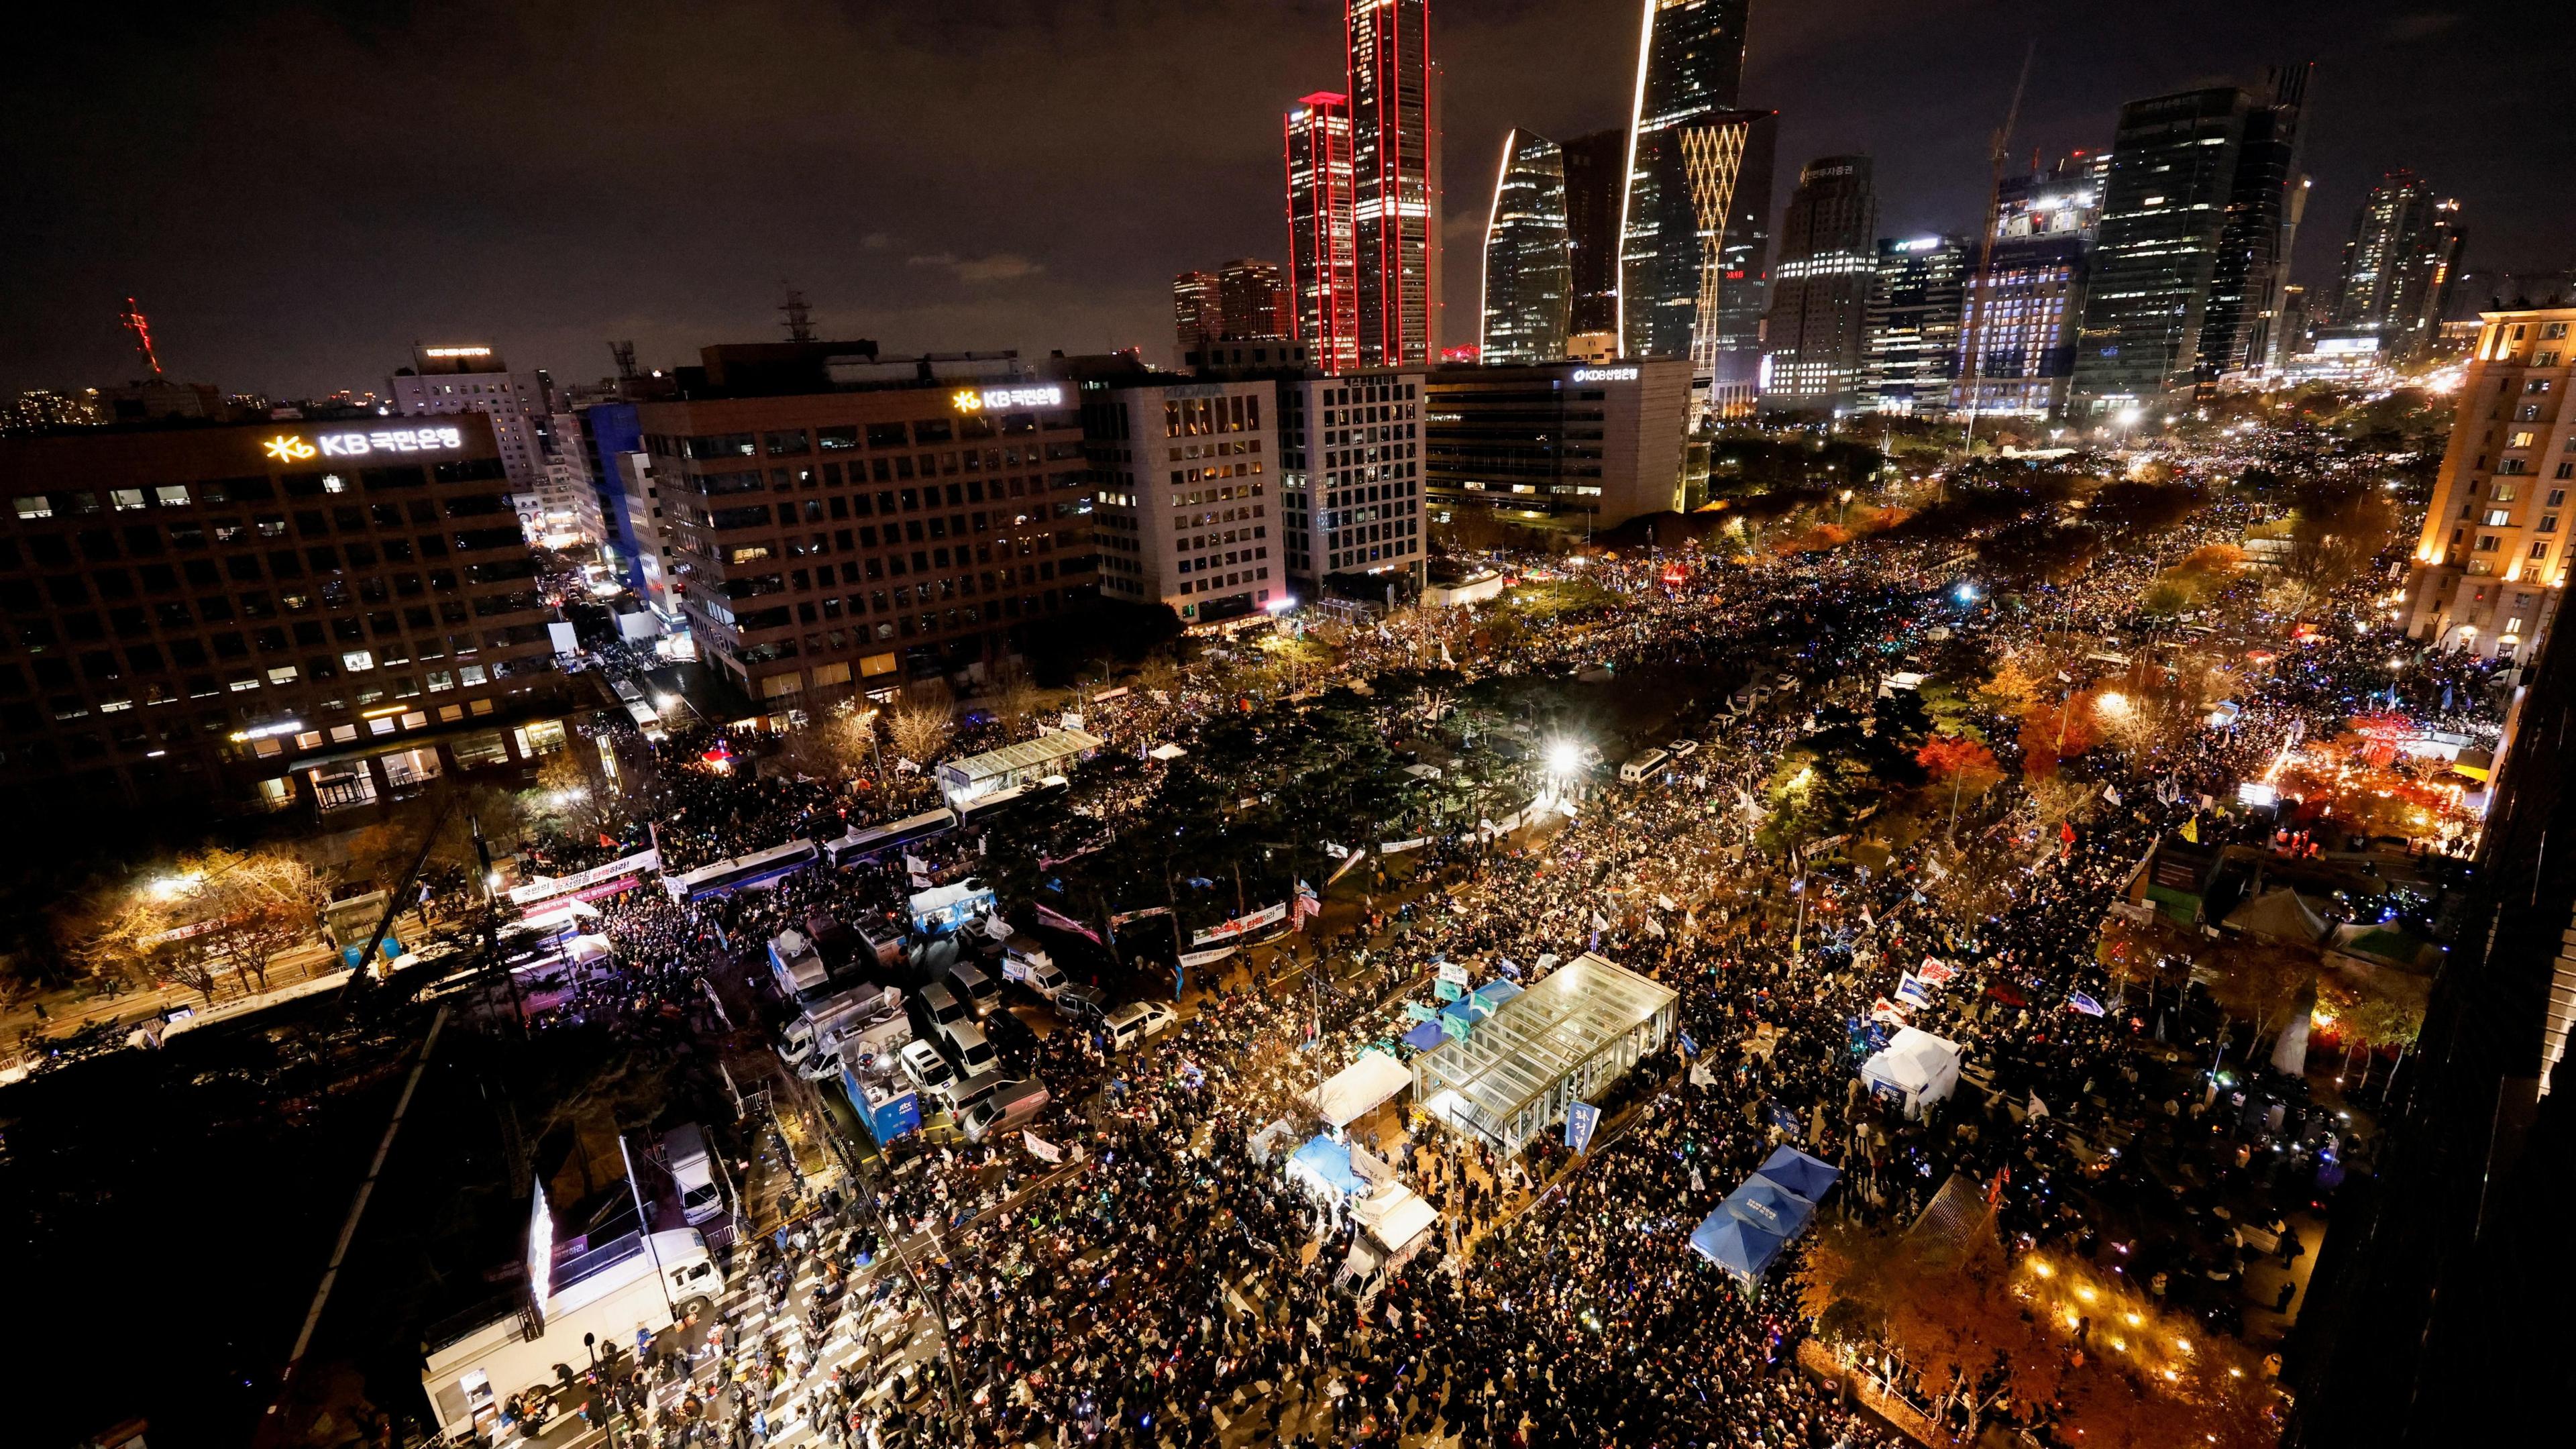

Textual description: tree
[2017,688,2106,777]
[2273,482,2397,619]
[2199,933,2318,1061]
[990,658,1044,735]
[531,751,623,839]
[885,683,955,769]
[1796,1218,2065,1440]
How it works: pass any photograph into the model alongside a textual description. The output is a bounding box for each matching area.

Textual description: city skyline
[6,1,2567,401]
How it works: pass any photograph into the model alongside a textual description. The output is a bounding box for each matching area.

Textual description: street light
[1546,740,1584,777]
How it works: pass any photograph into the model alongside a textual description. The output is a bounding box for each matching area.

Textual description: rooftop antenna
[779,283,815,343]
[608,340,639,381]
[118,297,164,376]
[1955,42,2035,466]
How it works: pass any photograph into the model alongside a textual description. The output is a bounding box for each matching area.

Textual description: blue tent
[1401,1017,1447,1052]
[1756,1144,1843,1203]
[1286,1134,1367,1196]
[1689,1209,1788,1281]
[1470,979,1523,1017]
[1724,1174,1817,1239]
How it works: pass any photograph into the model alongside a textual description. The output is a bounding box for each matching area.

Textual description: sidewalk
[1,910,434,1061]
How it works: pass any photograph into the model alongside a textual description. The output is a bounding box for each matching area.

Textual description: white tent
[1861,1027,1962,1118]
[1352,1182,1439,1256]
[1148,742,1188,761]
[565,933,614,965]
[1311,1049,1414,1128]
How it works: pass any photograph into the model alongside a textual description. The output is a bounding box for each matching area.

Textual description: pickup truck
[1001,947,1069,1000]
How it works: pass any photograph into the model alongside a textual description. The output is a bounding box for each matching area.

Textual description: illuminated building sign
[950,384,1065,412]
[422,345,493,359]
[263,427,466,462]
[1570,366,1640,383]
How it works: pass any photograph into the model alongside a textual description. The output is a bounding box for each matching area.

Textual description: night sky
[7,1,2564,400]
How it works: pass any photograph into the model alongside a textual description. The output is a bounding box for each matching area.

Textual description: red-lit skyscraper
[1286,93,1360,374]
[1346,0,1439,366]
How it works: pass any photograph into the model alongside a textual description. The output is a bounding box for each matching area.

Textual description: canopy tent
[1148,742,1188,761]
[1861,1027,1962,1117]
[2222,886,2330,945]
[564,933,614,965]
[1285,1134,1368,1197]
[1247,1118,1298,1167]
[1351,1183,1439,1255]
[1311,1049,1414,1128]
[1756,1145,1844,1203]
[1401,1018,1448,1052]
[1724,1173,1817,1239]
[1689,1210,1788,1281]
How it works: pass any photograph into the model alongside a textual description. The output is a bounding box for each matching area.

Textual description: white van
[1103,1000,1177,1053]
[1619,749,1670,784]
[942,1018,999,1077]
[663,1123,724,1226]
[1668,739,1701,759]
[959,1077,1052,1143]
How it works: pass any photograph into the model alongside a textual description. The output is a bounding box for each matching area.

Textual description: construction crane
[1954,44,2035,463]
[117,297,163,376]
[608,339,639,381]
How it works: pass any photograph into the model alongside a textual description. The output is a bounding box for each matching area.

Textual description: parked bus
[1619,749,1670,784]
[823,808,958,867]
[661,839,818,902]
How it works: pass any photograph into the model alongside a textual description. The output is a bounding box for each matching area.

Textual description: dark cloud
[3,0,2565,398]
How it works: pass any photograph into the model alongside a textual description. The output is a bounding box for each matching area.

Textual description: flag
[1295,878,1320,920]
[1678,1030,1698,1056]
[1917,957,1955,985]
[1923,853,1949,881]
[1656,894,1678,912]
[1644,916,1666,938]
[2180,817,2200,844]
[2067,991,2106,1017]
[1871,997,1910,1024]
[1894,973,1931,1008]
[2102,785,2123,806]
[2027,1092,2049,1119]
[2059,821,2076,845]
[1986,1167,2010,1206]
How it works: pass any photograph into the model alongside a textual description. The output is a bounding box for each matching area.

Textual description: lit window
[341,650,375,673]
[111,489,148,512]
[12,495,50,519]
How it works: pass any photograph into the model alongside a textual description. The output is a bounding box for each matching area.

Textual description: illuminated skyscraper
[1560,128,1629,341]
[1617,0,1770,413]
[1860,235,1969,415]
[1346,0,1439,366]
[1481,129,1572,364]
[1955,152,2105,420]
[1285,93,1360,374]
[1174,270,1224,361]
[2332,170,2466,365]
[2071,87,2251,411]
[1217,259,1293,342]
[1760,155,1877,413]
[2198,63,2312,382]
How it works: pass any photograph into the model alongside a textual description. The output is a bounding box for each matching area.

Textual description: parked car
[1104,1000,1178,1052]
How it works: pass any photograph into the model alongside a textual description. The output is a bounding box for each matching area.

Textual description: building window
[451,729,510,769]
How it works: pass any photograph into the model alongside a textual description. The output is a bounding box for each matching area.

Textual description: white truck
[1001,946,1069,1000]
[775,980,906,1080]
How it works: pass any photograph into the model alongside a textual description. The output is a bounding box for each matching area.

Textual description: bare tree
[886,683,955,769]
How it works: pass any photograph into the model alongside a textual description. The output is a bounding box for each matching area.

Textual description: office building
[1760,156,1878,414]
[1481,129,1572,365]
[2330,171,2465,366]
[2198,64,2312,382]
[1617,0,1769,404]
[1703,113,1778,417]
[1955,154,2103,420]
[1217,259,1292,343]
[1276,369,1427,598]
[1081,377,1292,626]
[1345,0,1440,366]
[1174,270,1225,362]
[0,413,574,815]
[1285,93,1361,374]
[390,345,553,491]
[632,343,1095,706]
[2271,283,2314,364]
[7,390,99,433]
[1425,358,1690,526]
[2070,88,2253,411]
[519,410,605,549]
[1860,235,1970,416]
[1560,128,1628,340]
[2400,309,2576,661]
